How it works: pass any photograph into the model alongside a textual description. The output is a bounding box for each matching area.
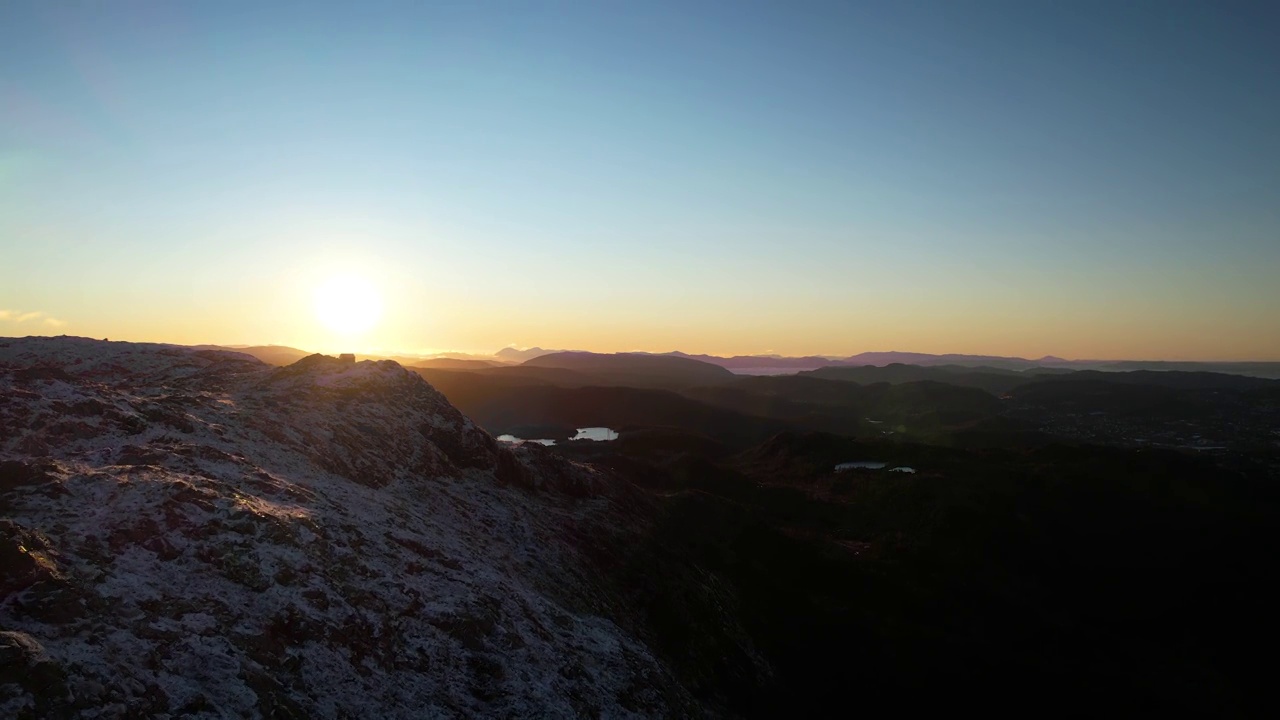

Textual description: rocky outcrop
[0,337,753,718]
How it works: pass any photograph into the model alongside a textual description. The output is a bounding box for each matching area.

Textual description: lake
[572,427,618,441]
[496,427,619,445]
[495,435,556,446]
[835,461,887,471]
[835,461,918,473]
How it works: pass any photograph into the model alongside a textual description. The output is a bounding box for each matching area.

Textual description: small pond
[496,427,618,446]
[571,427,618,441]
[835,462,919,473]
[835,461,887,471]
[496,435,556,446]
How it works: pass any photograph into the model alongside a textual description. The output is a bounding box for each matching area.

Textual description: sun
[313,273,383,336]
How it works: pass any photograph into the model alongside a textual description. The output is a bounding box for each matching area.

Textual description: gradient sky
[3,0,1278,360]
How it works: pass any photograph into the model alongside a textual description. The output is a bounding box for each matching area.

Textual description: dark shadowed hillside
[522,352,736,389]
[558,428,1280,714]
[409,367,791,447]
[683,376,1005,441]
[1003,371,1280,450]
[1097,360,1280,379]
[804,363,1031,394]
[411,358,499,370]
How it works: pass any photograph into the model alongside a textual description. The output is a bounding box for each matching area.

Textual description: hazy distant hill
[412,358,498,370]
[661,351,840,370]
[419,351,506,362]
[194,344,311,366]
[1096,361,1280,379]
[653,350,1280,379]
[522,351,736,388]
[663,350,1058,372]
[657,350,1059,373]
[839,351,1055,371]
[494,346,561,363]
[1030,369,1280,391]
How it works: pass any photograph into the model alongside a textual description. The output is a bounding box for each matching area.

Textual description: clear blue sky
[2,0,1278,359]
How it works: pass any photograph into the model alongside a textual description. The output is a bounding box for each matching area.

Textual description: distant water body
[496,427,618,446]
[496,435,555,446]
[572,427,618,441]
[835,461,918,473]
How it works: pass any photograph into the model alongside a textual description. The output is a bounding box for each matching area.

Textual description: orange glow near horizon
[6,311,1278,363]
[3,253,1278,362]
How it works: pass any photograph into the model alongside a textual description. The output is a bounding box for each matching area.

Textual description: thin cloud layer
[0,309,67,328]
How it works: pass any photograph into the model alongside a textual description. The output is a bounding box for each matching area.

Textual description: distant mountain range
[411,358,499,370]
[495,346,565,363]
[503,349,1073,371]
[191,344,1280,379]
[663,351,1280,378]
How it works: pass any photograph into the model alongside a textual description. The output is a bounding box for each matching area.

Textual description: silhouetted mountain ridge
[192,343,1280,379]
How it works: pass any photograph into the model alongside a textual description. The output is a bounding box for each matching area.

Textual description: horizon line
[6,333,1280,365]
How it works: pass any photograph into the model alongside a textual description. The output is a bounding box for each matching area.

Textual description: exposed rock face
[0,337,740,718]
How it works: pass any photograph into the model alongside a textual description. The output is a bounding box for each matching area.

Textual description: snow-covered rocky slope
[0,337,747,718]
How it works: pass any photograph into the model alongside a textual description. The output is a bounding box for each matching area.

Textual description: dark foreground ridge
[0,338,761,717]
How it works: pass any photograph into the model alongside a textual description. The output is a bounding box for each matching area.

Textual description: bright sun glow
[314,273,383,336]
